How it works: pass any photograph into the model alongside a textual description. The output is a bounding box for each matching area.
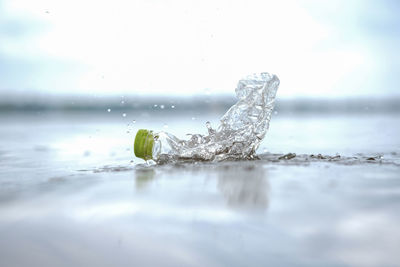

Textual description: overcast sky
[0,0,399,98]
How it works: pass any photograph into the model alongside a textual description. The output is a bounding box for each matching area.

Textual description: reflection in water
[217,164,269,211]
[135,168,155,189]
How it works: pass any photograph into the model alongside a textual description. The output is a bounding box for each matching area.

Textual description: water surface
[0,111,399,267]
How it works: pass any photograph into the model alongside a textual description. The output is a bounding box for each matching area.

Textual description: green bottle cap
[134,129,154,160]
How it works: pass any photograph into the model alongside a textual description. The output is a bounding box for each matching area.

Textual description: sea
[0,97,399,267]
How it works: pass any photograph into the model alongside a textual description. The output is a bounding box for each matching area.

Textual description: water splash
[153,72,280,163]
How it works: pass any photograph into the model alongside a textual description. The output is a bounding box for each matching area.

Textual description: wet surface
[1,159,400,267]
[0,112,400,267]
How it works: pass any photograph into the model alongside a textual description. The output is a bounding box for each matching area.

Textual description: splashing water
[153,72,280,163]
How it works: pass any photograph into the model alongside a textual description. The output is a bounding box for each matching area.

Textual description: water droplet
[171,105,175,109]
[160,105,165,109]
[192,117,196,120]
[132,120,136,124]
[154,104,158,107]
[163,124,169,129]
[274,110,278,115]
[122,113,127,117]
[121,100,125,104]
[107,108,111,112]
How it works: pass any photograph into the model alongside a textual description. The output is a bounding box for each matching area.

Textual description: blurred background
[1,2,400,267]
[1,0,400,100]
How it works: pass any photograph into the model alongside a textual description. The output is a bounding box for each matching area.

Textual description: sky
[0,0,399,98]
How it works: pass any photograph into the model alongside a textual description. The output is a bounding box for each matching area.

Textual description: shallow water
[0,111,400,267]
